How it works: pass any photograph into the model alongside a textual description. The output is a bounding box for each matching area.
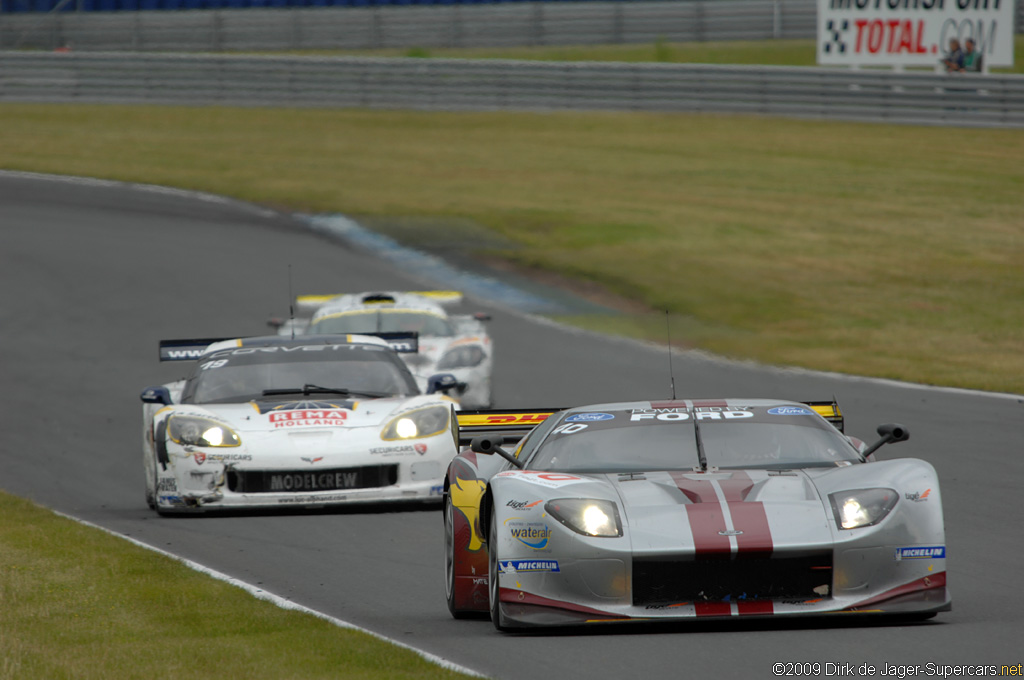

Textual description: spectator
[962,38,983,73]
[942,38,964,72]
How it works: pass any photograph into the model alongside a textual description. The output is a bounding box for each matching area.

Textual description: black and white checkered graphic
[823,19,850,54]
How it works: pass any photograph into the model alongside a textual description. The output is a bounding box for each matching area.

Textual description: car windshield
[181,343,419,404]
[527,407,861,473]
[309,310,455,337]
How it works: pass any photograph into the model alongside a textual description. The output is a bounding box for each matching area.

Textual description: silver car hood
[608,469,833,555]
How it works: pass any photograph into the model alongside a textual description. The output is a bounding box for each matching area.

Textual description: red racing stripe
[737,600,774,615]
[721,471,774,556]
[650,400,688,410]
[695,602,732,617]
[691,399,730,409]
[670,472,730,556]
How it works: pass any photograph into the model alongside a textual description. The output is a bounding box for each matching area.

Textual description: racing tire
[488,509,511,631]
[144,453,157,510]
[444,493,472,619]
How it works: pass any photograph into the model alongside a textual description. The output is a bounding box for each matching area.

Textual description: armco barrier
[0,0,816,51]
[2,51,1022,127]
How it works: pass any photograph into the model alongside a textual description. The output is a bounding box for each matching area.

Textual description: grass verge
[2,103,1021,394]
[0,491,473,680]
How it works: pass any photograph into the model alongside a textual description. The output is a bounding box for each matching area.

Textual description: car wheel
[488,509,511,631]
[144,452,157,510]
[444,493,472,619]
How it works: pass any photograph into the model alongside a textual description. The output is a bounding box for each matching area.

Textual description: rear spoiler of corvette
[157,332,420,361]
[294,290,463,314]
[159,337,235,361]
[455,409,564,446]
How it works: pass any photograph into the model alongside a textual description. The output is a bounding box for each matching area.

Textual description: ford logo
[565,412,615,422]
[767,407,814,416]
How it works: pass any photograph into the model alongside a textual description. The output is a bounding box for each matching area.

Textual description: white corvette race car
[271,291,493,408]
[140,334,461,514]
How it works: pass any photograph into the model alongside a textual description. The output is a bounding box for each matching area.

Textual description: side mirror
[427,373,467,396]
[470,435,523,469]
[861,423,909,458]
[141,386,172,405]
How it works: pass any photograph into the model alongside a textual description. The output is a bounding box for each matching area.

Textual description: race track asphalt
[2,171,1022,679]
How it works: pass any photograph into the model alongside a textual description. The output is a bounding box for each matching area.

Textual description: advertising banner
[817,0,1015,68]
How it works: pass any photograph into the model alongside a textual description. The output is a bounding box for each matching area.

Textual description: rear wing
[804,400,844,433]
[158,338,233,361]
[295,290,463,314]
[455,408,564,447]
[157,332,419,362]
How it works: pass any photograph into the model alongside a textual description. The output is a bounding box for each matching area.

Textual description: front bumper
[489,551,950,628]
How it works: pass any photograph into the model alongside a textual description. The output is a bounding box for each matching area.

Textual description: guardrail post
[532,2,544,47]
[450,4,463,49]
[371,6,382,49]
[613,1,624,44]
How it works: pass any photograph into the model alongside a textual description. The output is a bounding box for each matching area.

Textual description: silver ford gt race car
[445,399,950,630]
[270,290,493,408]
[140,334,461,514]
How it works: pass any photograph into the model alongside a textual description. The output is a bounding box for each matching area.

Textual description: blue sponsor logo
[508,522,553,549]
[566,412,614,422]
[767,406,815,416]
[499,560,560,573]
[895,546,946,561]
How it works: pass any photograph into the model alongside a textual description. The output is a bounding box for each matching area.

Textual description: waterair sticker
[506,520,553,550]
[565,412,614,423]
[499,560,560,573]
[767,407,815,416]
[895,546,946,561]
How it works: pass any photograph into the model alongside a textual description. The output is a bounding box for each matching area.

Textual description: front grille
[632,552,832,606]
[227,464,398,494]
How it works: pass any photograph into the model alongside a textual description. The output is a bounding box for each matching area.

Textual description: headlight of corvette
[829,488,898,530]
[167,415,241,448]
[546,499,622,537]
[381,405,451,440]
[437,345,486,369]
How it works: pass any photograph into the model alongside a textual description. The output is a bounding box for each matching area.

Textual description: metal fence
[0,0,817,51]
[2,51,1022,127]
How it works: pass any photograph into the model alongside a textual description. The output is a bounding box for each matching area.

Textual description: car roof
[311,291,449,319]
[202,334,393,357]
[562,398,810,412]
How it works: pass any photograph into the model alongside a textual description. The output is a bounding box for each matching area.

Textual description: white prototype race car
[140,334,462,514]
[270,291,493,408]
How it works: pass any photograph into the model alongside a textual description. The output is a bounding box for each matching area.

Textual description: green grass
[282,35,1024,73]
[2,102,1021,394]
[0,492,473,680]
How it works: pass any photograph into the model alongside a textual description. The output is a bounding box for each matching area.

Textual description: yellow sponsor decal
[295,295,337,305]
[457,412,554,428]
[449,476,488,551]
[809,402,842,420]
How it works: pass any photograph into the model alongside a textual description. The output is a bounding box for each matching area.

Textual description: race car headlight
[437,345,486,370]
[829,488,898,530]
[546,499,622,537]
[167,415,241,448]
[381,405,451,441]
